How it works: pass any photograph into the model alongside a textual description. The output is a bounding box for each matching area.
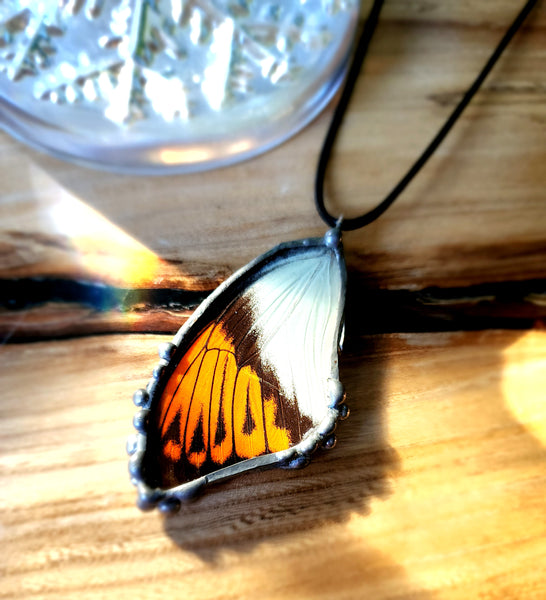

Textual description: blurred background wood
[1,0,545,339]
[1,1,545,598]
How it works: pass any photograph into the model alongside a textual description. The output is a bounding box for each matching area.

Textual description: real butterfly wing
[143,240,344,490]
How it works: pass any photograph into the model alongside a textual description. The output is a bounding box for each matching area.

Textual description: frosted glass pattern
[0,0,358,173]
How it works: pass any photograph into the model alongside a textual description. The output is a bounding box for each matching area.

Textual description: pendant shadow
[161,307,400,557]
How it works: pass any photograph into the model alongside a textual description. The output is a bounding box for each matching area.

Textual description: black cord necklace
[316,0,539,231]
[128,0,538,512]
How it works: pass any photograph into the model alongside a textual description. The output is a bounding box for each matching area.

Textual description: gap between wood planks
[0,276,545,343]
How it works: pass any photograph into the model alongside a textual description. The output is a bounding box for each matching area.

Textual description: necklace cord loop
[315,0,539,232]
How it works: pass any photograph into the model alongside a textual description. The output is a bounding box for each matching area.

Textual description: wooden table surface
[1,2,545,598]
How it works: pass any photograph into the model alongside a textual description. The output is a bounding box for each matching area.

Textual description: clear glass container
[0,1,359,174]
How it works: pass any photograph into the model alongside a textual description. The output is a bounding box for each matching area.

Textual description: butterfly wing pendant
[128,228,347,511]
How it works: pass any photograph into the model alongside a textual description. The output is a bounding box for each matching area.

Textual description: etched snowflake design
[0,0,357,125]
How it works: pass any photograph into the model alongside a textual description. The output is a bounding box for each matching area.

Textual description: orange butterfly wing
[148,300,309,489]
[131,234,346,509]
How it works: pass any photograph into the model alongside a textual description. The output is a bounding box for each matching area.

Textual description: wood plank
[1,4,545,598]
[1,1,544,294]
[1,330,545,599]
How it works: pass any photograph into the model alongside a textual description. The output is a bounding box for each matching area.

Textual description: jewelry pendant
[128,228,347,511]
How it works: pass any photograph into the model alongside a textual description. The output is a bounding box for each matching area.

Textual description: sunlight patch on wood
[502,330,546,447]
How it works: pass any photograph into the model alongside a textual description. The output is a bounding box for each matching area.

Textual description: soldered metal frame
[128,229,347,512]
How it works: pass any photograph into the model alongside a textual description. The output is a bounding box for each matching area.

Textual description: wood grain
[2,1,545,339]
[1,330,545,599]
[1,2,546,598]
[0,2,544,292]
